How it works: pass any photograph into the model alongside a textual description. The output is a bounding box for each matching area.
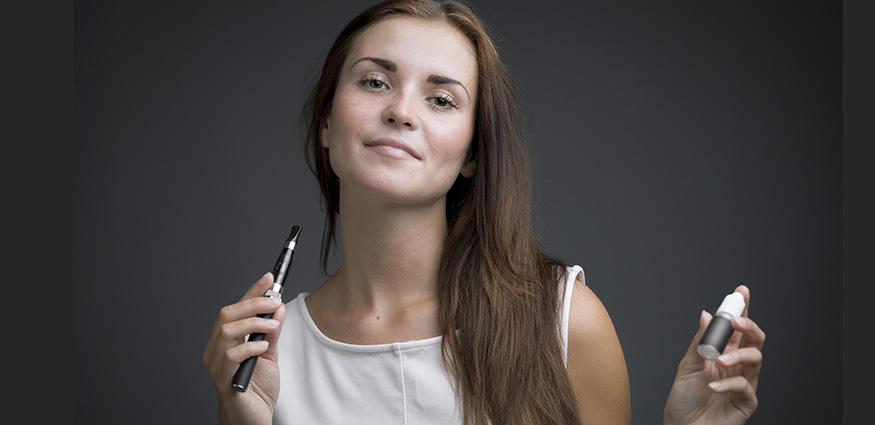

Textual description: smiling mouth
[364,138,421,160]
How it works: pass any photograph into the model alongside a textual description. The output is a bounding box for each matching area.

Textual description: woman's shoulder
[561,265,619,353]
[562,266,632,424]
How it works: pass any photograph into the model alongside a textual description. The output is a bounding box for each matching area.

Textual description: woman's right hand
[203,272,287,425]
[663,285,765,425]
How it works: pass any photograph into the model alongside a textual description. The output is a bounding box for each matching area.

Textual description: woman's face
[322,16,478,206]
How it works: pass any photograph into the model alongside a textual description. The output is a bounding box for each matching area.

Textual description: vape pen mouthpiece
[288,225,302,242]
[284,225,302,250]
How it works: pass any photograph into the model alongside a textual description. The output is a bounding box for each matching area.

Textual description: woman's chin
[342,181,449,209]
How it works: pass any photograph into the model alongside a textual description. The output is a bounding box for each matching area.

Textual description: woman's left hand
[663,285,766,425]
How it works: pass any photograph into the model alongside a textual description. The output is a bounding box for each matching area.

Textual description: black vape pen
[231,225,302,392]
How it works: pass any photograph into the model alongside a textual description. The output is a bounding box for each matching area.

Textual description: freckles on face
[322,16,478,204]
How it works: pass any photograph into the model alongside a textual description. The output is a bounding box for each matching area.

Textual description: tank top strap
[559,264,585,366]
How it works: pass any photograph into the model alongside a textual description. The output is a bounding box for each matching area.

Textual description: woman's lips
[364,138,421,160]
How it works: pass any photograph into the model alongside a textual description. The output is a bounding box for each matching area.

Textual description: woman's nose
[383,91,417,129]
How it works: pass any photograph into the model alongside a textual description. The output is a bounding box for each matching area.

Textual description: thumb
[677,310,712,374]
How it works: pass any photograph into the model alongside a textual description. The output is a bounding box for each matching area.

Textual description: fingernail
[268,297,282,306]
[717,354,732,365]
[708,381,723,391]
[268,319,280,327]
[734,317,747,327]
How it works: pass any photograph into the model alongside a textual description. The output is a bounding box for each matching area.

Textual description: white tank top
[273,265,585,424]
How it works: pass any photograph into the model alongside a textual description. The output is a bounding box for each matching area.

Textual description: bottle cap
[716,292,745,317]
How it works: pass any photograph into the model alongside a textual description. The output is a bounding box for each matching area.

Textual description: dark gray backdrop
[73,0,841,423]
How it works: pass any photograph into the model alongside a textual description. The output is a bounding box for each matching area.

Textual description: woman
[202,1,765,424]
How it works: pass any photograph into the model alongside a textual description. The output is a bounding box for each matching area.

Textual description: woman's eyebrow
[350,57,396,72]
[428,75,470,100]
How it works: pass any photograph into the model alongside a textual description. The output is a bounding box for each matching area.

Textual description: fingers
[731,316,766,351]
[204,309,286,389]
[218,311,283,344]
[203,273,287,386]
[726,285,750,348]
[206,337,273,393]
[708,373,759,417]
[259,303,287,362]
[240,272,276,302]
[733,285,751,317]
[716,347,763,380]
[721,317,765,387]
[708,375,758,410]
[225,339,271,365]
[676,310,712,374]
[209,293,285,345]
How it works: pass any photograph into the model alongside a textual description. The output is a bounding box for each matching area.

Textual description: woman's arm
[565,279,632,425]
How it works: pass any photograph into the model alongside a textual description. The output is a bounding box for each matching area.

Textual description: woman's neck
[327,187,448,312]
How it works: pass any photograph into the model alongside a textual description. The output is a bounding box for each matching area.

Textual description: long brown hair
[302,1,580,423]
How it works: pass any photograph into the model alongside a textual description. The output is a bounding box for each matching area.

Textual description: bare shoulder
[566,277,631,425]
[567,279,614,336]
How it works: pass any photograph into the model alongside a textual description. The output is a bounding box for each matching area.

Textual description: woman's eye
[430,94,458,110]
[359,76,388,91]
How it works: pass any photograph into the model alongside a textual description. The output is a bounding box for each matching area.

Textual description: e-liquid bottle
[697,292,745,361]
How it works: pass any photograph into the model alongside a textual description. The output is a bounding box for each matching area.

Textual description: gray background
[73,0,841,423]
